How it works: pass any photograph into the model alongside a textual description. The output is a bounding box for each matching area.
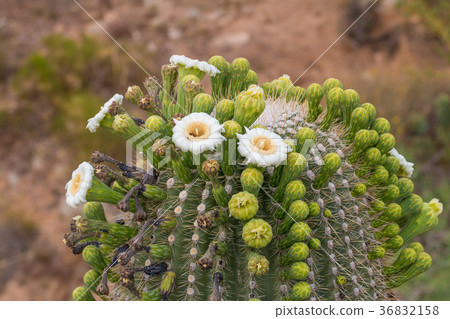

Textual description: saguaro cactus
[64,55,443,301]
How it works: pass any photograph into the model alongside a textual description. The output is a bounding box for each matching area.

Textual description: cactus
[63,55,443,301]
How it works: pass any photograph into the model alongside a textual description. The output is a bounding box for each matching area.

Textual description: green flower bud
[323,209,332,218]
[277,200,309,235]
[400,203,441,243]
[383,155,400,174]
[408,242,424,254]
[308,202,321,217]
[209,55,231,99]
[145,115,167,135]
[387,252,432,288]
[275,180,306,219]
[279,222,311,250]
[349,129,372,163]
[380,184,400,203]
[222,119,243,139]
[368,165,389,185]
[306,83,324,123]
[233,84,265,128]
[295,127,316,153]
[383,247,418,276]
[216,99,235,123]
[72,286,95,301]
[342,89,360,127]
[229,191,259,221]
[375,223,400,239]
[112,113,142,139]
[290,282,311,301]
[371,117,391,135]
[322,78,343,94]
[289,262,310,280]
[248,253,270,276]
[377,133,395,154]
[280,242,310,265]
[161,271,176,300]
[347,107,370,141]
[321,87,345,130]
[242,69,258,90]
[212,184,230,207]
[335,276,347,286]
[286,86,306,103]
[360,102,376,124]
[368,129,380,147]
[125,85,144,105]
[182,75,204,114]
[313,153,342,189]
[83,269,101,294]
[83,202,107,222]
[230,57,250,97]
[371,199,385,214]
[351,183,366,197]
[368,245,385,260]
[82,245,107,274]
[399,194,423,219]
[242,219,273,248]
[273,153,307,202]
[372,203,402,228]
[382,173,399,187]
[397,178,414,199]
[383,235,404,250]
[241,167,264,196]
[192,93,215,114]
[308,237,321,250]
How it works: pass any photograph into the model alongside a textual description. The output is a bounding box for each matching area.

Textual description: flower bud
[242,219,273,248]
[229,191,258,221]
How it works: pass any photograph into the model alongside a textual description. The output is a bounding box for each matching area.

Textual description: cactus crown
[64,55,442,301]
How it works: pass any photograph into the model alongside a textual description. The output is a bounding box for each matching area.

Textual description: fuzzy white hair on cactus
[172,112,225,155]
[86,94,124,133]
[65,162,94,208]
[169,55,220,76]
[237,127,291,167]
[389,148,414,178]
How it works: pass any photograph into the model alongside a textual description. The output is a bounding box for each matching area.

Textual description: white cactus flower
[86,94,123,133]
[429,198,443,215]
[65,162,94,208]
[237,127,291,167]
[172,112,225,155]
[389,148,414,178]
[169,55,220,76]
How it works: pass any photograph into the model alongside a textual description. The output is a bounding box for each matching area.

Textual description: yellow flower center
[251,136,276,155]
[69,172,83,196]
[185,122,210,141]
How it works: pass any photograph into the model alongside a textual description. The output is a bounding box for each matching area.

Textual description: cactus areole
[64,55,443,301]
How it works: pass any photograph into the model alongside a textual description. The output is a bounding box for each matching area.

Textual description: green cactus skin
[64,58,441,301]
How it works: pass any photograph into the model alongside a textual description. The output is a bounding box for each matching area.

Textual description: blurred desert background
[0,0,449,300]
